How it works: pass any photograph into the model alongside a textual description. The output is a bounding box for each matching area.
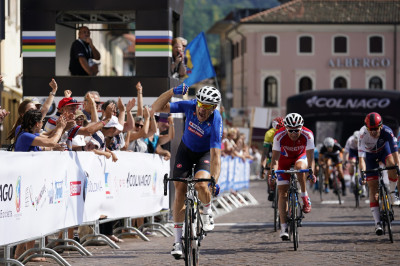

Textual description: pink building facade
[209,0,400,143]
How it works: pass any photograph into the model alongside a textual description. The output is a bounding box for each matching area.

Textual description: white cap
[104,115,123,131]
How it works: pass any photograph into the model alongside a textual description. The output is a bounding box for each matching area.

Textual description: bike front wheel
[381,187,394,243]
[288,192,298,251]
[184,203,194,266]
[274,185,279,232]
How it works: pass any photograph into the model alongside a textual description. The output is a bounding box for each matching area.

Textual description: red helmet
[272,117,284,130]
[364,112,382,129]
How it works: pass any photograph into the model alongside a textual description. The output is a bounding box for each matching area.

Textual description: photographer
[171,37,187,80]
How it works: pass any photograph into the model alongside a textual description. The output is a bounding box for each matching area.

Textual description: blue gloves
[173,83,189,95]
[208,182,220,197]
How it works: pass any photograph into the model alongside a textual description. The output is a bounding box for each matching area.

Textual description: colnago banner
[0,151,170,246]
[287,89,400,120]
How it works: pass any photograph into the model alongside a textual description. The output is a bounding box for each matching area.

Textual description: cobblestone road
[30,180,400,265]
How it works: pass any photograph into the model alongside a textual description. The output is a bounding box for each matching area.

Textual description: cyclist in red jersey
[268,113,316,240]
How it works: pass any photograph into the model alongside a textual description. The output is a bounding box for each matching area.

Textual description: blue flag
[183,32,216,86]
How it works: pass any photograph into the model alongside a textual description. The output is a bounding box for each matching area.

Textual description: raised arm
[123,97,136,132]
[210,148,221,183]
[158,115,175,145]
[78,103,114,136]
[136,82,143,117]
[151,83,189,113]
[117,97,126,128]
[32,115,66,147]
[40,79,58,119]
[85,93,98,122]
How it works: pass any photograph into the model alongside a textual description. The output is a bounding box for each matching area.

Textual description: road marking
[321,200,344,204]
[215,220,400,227]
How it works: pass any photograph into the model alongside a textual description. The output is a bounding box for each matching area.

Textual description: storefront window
[264,76,278,107]
[334,36,347,53]
[299,77,312,92]
[334,77,347,89]
[369,76,383,89]
[299,36,312,53]
[264,36,277,53]
[369,36,383,54]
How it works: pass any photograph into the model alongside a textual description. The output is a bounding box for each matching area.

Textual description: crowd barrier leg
[80,220,120,249]
[239,190,259,205]
[113,218,150,242]
[226,193,242,208]
[218,196,233,212]
[19,237,71,266]
[235,192,250,206]
[211,201,221,215]
[1,246,24,266]
[138,214,173,237]
[47,228,92,256]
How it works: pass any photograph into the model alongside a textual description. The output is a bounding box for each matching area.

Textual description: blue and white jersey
[358,124,398,157]
[170,99,223,153]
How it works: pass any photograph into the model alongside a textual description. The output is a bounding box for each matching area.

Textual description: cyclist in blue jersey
[152,83,222,258]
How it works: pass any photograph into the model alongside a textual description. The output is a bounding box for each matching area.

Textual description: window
[264,76,278,107]
[299,77,312,92]
[369,76,383,89]
[299,36,312,53]
[369,36,383,54]
[334,36,347,53]
[264,36,277,53]
[333,77,347,89]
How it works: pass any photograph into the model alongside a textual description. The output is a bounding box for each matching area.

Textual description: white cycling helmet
[353,130,360,140]
[196,86,221,105]
[323,137,335,148]
[283,113,304,128]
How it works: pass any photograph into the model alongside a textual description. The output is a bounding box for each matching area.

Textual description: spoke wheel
[184,203,193,266]
[381,188,394,243]
[333,172,341,205]
[288,192,298,251]
[354,173,360,208]
[274,185,279,232]
[319,168,324,201]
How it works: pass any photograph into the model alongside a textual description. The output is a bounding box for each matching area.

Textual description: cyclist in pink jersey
[268,113,316,240]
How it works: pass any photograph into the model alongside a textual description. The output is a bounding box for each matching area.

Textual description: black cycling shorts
[173,141,211,178]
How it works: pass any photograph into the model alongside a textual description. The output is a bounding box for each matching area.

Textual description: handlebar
[163,174,216,196]
[362,165,400,175]
[271,168,313,181]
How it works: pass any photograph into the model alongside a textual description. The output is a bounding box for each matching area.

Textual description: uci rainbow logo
[15,176,21,213]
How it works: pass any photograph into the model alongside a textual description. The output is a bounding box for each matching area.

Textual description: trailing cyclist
[319,137,347,196]
[151,84,222,258]
[343,131,365,197]
[268,113,316,240]
[261,117,284,202]
[359,112,399,235]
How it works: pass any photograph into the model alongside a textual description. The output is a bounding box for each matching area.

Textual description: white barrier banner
[0,151,170,246]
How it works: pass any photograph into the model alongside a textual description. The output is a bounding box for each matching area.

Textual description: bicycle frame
[272,168,311,251]
[164,174,216,265]
[363,165,399,243]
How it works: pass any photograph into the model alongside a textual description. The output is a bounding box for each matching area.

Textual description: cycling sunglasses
[367,126,382,132]
[287,128,301,133]
[197,101,215,110]
[135,123,143,128]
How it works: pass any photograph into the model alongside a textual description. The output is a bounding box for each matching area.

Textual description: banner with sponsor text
[0,151,169,246]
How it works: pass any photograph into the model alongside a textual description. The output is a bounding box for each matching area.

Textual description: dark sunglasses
[367,126,381,132]
[135,123,143,128]
[287,129,301,133]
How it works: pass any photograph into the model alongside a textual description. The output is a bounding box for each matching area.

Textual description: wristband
[173,83,189,95]
[50,92,56,96]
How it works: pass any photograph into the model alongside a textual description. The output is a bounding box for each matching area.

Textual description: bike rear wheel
[273,185,279,232]
[332,172,342,205]
[381,187,394,243]
[354,173,360,208]
[192,203,201,266]
[318,168,324,201]
[184,203,194,266]
[289,192,298,251]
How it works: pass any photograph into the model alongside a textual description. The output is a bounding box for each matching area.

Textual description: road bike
[273,182,280,232]
[347,160,361,208]
[317,164,324,201]
[164,172,216,265]
[272,168,311,251]
[329,162,342,205]
[362,165,399,243]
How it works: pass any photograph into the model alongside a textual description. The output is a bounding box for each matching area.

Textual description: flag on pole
[183,32,216,86]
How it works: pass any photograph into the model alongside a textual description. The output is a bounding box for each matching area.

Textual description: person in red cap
[358,112,399,235]
[44,92,115,151]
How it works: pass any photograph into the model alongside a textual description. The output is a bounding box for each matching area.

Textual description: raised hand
[126,97,136,112]
[64,90,72,98]
[49,79,58,94]
[105,103,115,119]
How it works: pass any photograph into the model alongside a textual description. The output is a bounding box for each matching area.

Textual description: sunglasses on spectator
[135,123,143,128]
[287,129,301,133]
[367,126,382,132]
[197,101,214,110]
